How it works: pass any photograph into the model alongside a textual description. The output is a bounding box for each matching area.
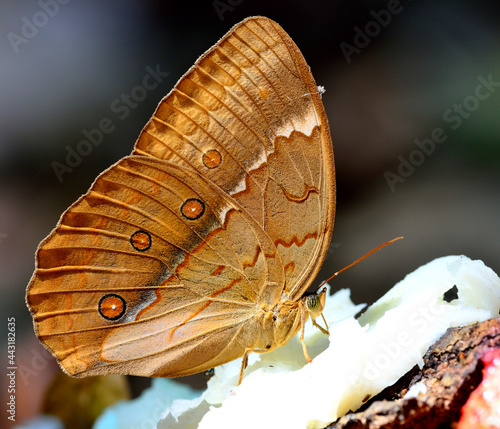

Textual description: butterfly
[26,16,335,385]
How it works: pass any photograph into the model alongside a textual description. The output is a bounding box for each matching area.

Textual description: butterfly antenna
[318,237,403,289]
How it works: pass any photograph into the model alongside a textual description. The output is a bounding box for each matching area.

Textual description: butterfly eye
[202,149,222,169]
[98,294,126,321]
[181,198,205,220]
[305,294,320,312]
[130,230,152,251]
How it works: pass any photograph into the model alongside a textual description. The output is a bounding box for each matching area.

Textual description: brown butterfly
[26,16,335,385]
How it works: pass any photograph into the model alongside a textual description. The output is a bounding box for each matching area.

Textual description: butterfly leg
[311,313,330,335]
[299,301,313,363]
[238,349,251,385]
[238,345,275,385]
[299,300,330,363]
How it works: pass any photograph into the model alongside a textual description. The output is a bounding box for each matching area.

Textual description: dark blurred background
[2,0,500,425]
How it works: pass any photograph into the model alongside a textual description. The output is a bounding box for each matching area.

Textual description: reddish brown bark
[329,318,500,429]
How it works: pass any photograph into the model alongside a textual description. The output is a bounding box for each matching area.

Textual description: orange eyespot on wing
[180,198,205,220]
[203,149,222,169]
[130,231,152,251]
[99,294,127,321]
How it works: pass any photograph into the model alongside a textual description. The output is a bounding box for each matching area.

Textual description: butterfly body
[27,16,335,383]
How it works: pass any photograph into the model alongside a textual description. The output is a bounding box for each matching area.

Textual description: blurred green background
[1,0,499,425]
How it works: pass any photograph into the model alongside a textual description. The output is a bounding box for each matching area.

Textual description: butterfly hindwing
[27,156,285,376]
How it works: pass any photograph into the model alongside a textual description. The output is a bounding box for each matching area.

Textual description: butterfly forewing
[134,16,335,300]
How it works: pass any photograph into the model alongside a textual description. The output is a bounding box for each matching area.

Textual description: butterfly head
[305,288,327,320]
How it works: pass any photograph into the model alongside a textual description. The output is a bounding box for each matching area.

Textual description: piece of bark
[329,318,500,429]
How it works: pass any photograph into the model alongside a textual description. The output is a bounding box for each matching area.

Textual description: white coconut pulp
[93,255,500,429]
